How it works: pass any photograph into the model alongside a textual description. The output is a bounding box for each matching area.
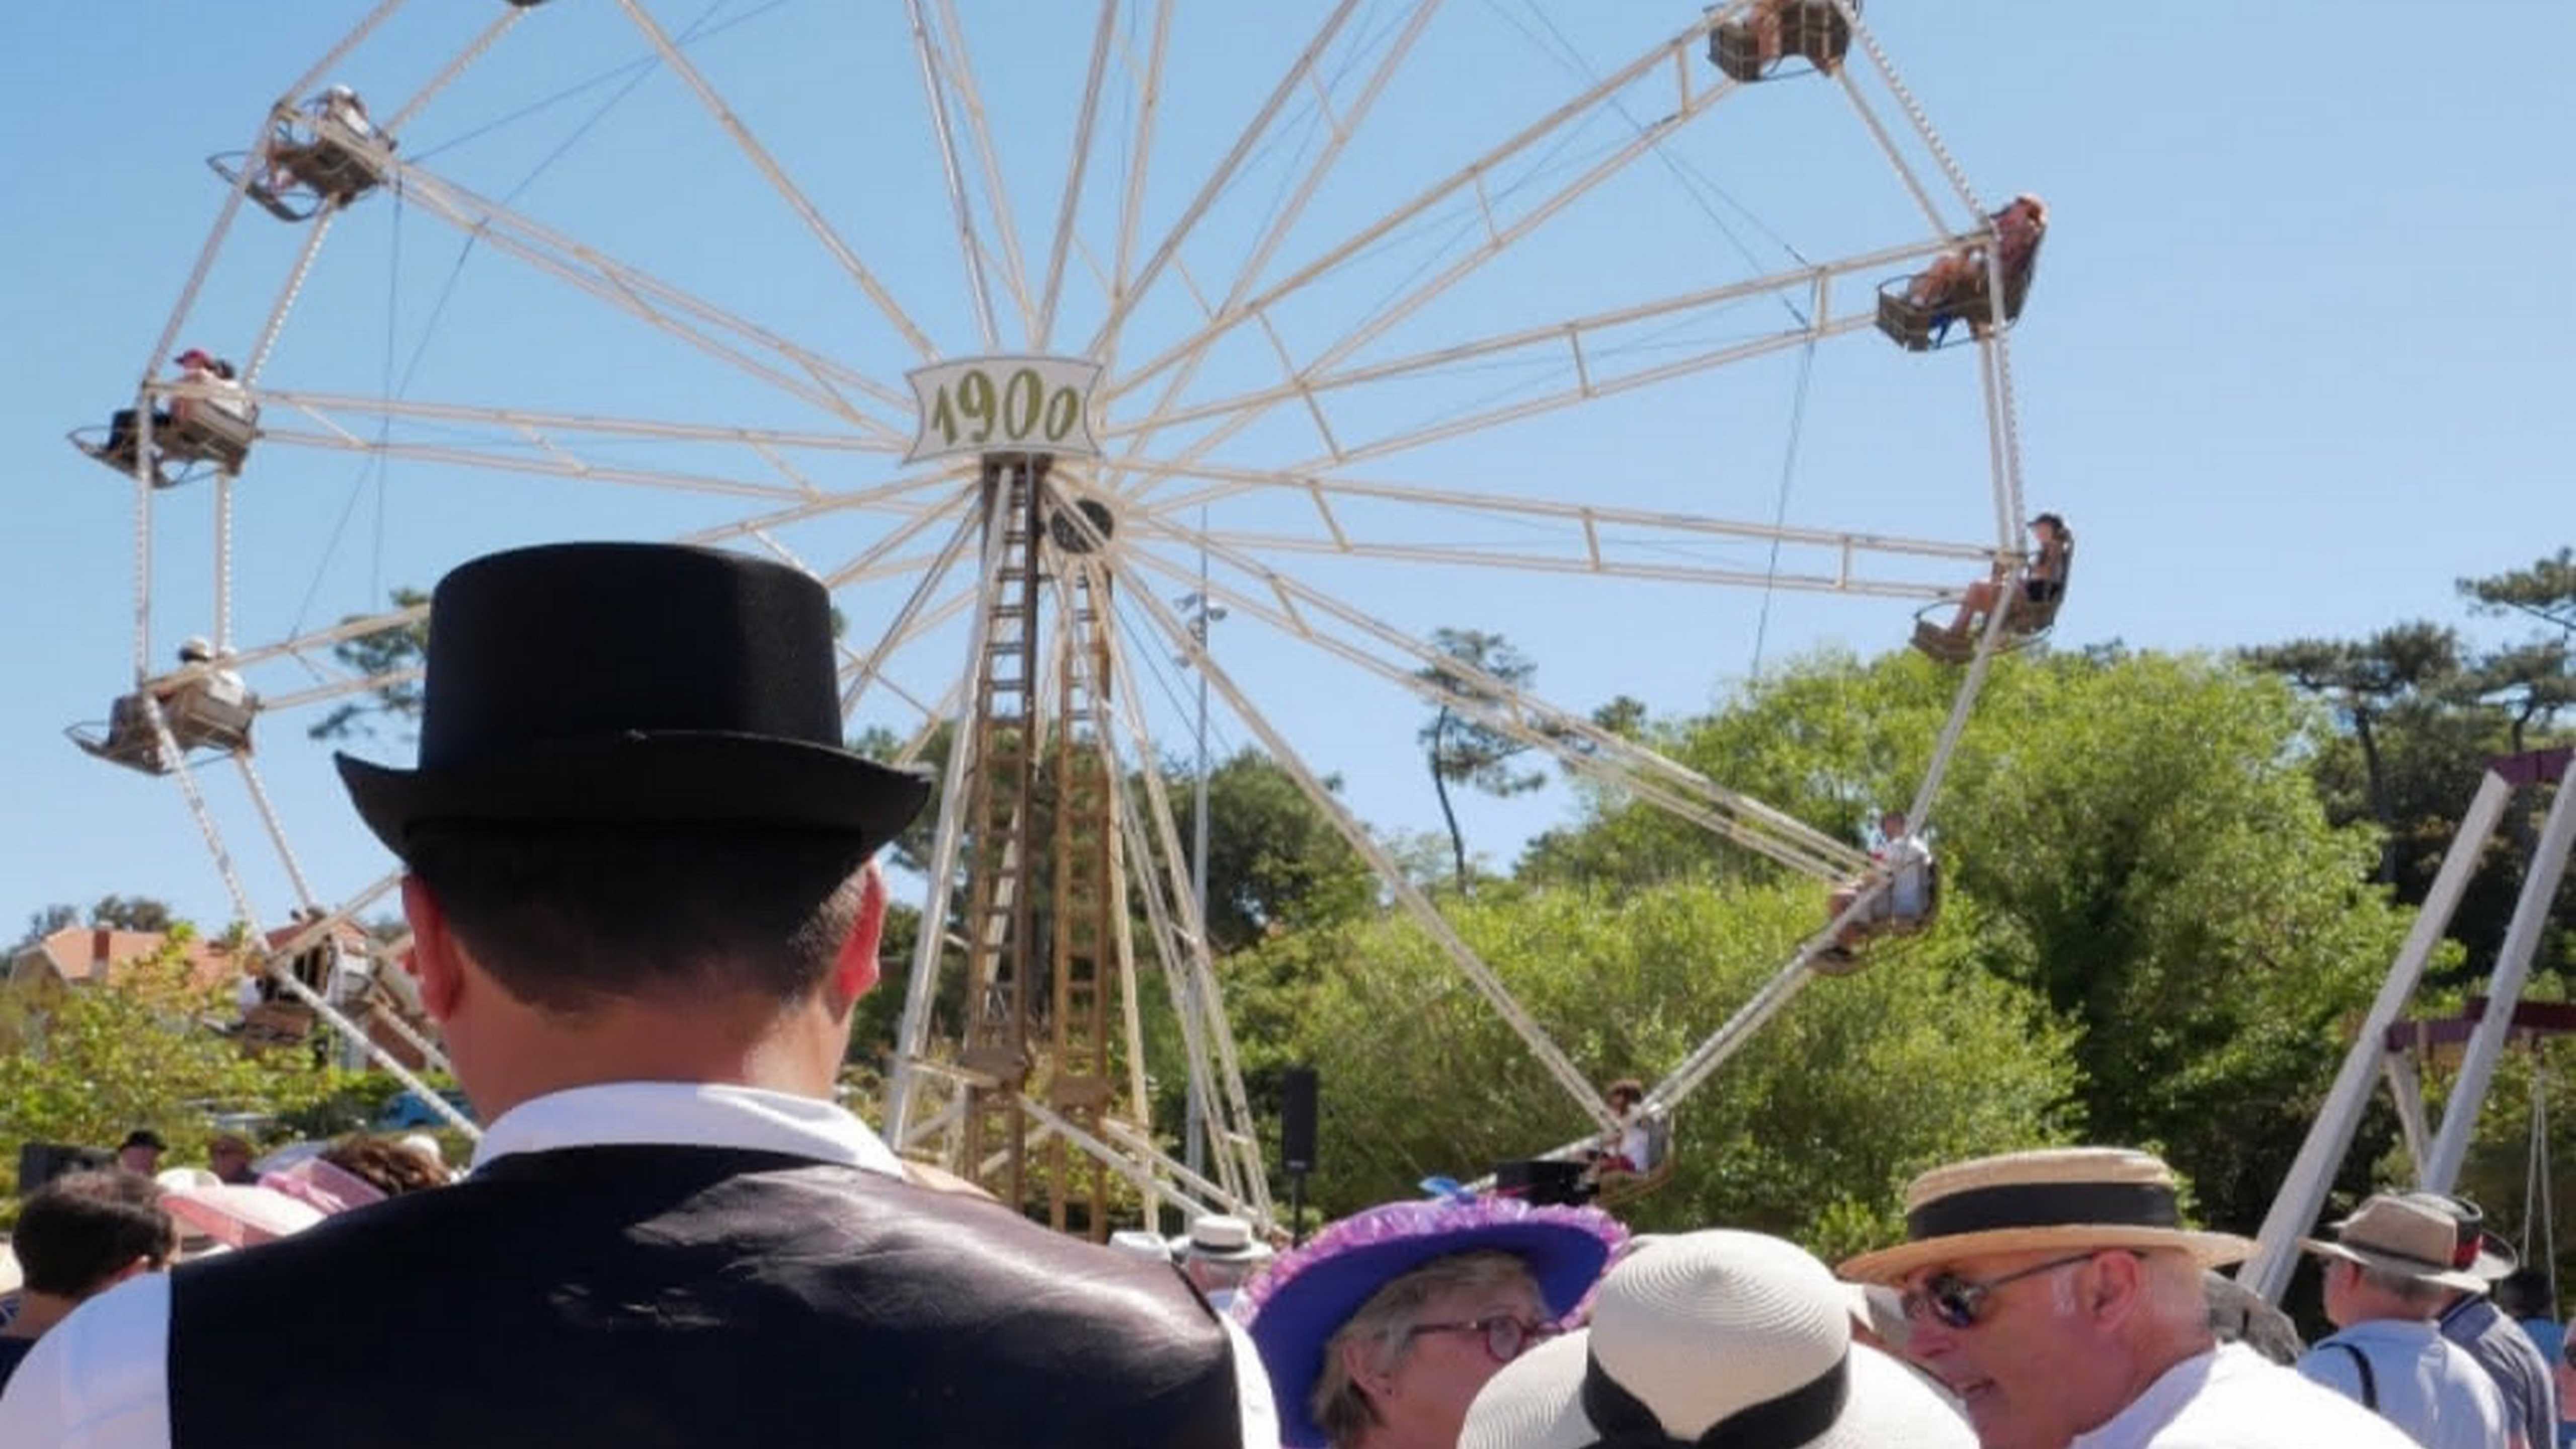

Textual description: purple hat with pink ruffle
[1237,1194,1624,1447]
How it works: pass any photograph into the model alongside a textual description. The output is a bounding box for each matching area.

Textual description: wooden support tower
[1049,559,1119,1237]
[957,454,1047,1209]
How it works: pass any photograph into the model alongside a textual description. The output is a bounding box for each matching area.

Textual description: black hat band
[1908,1181,2180,1241]
[1579,1347,1847,1449]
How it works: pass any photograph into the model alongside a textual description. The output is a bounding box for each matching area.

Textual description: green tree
[0,929,347,1182]
[1416,629,1549,893]
[2244,623,2468,886]
[2463,548,2576,638]
[1520,648,2416,1234]
[14,895,181,951]
[1180,749,1374,954]
[1228,879,2081,1250]
[307,587,430,742]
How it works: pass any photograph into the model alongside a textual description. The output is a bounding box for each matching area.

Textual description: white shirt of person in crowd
[0,1082,1278,1448]
[2069,1341,2424,1449]
[2298,1318,2513,1449]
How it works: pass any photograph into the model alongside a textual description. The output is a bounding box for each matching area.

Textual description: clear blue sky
[1,1,2569,938]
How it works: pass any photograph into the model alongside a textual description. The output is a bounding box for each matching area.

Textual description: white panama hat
[1462,1230,1974,1449]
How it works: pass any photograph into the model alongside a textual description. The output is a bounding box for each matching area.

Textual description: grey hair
[2355,1262,2451,1312]
[1310,1250,1536,1447]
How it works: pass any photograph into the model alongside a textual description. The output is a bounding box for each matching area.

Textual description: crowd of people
[0,540,2561,1447]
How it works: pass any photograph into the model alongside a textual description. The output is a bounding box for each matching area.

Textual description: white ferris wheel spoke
[211,601,427,678]
[906,0,1004,349]
[1102,7,1733,409]
[1304,316,1875,474]
[675,471,979,545]
[1831,64,1951,240]
[382,4,531,138]
[1101,237,1946,456]
[884,500,1019,1140]
[1096,618,1271,1211]
[1085,0,1368,360]
[611,0,940,362]
[255,425,830,504]
[1103,41,1753,493]
[1112,527,1870,881]
[1105,0,1442,475]
[1125,460,1995,573]
[259,670,423,714]
[382,158,914,439]
[251,389,906,456]
[1114,460,1985,601]
[828,501,984,716]
[1036,0,1119,348]
[1114,559,1620,1130]
[1107,0,1175,335]
[928,0,1040,341]
[1837,1,1986,222]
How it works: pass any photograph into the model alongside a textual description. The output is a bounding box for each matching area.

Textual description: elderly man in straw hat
[1842,1147,2418,1448]
[1463,1228,1975,1449]
[0,544,1257,1447]
[2293,1192,2510,1448]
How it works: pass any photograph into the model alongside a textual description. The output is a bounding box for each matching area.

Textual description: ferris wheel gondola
[72,0,2050,1228]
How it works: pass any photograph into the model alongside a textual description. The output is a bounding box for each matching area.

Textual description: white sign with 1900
[903,355,1103,464]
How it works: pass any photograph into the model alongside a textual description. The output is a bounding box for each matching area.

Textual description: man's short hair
[13,1170,174,1298]
[406,822,877,1014]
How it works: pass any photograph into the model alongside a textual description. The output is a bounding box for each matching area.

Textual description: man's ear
[2088,1250,2149,1325]
[825,860,889,1012]
[400,874,467,1022]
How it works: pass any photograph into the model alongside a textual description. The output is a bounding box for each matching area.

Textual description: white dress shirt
[2070,1342,2424,1448]
[0,1081,1275,1447]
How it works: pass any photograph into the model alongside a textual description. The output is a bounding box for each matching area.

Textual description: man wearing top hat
[2293,1192,2510,1448]
[2409,1193,2562,1449]
[1843,1146,2417,1448]
[0,543,1253,1447]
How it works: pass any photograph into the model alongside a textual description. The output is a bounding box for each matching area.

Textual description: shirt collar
[468,1081,907,1180]
[2068,1344,2225,1448]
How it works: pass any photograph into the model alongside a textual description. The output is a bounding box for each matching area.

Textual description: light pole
[1176,531,1225,1176]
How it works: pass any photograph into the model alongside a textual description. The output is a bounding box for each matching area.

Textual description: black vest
[169,1146,1241,1447]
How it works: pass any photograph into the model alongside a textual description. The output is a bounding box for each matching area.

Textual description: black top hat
[336,543,929,859]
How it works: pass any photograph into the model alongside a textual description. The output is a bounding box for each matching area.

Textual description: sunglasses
[1901,1252,2114,1330]
[1405,1313,1556,1364]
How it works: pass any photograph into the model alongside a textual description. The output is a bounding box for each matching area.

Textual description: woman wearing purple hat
[1237,1195,1623,1449]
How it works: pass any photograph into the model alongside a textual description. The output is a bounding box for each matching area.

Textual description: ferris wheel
[71,0,2049,1229]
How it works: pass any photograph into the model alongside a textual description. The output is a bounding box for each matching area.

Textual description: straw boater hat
[1462,1231,1974,1449]
[1839,1147,2255,1285]
[2302,1193,2490,1296]
[1237,1194,1624,1448]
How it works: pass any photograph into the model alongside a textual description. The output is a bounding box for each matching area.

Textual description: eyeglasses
[1901,1252,2113,1330]
[1404,1314,1556,1364]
